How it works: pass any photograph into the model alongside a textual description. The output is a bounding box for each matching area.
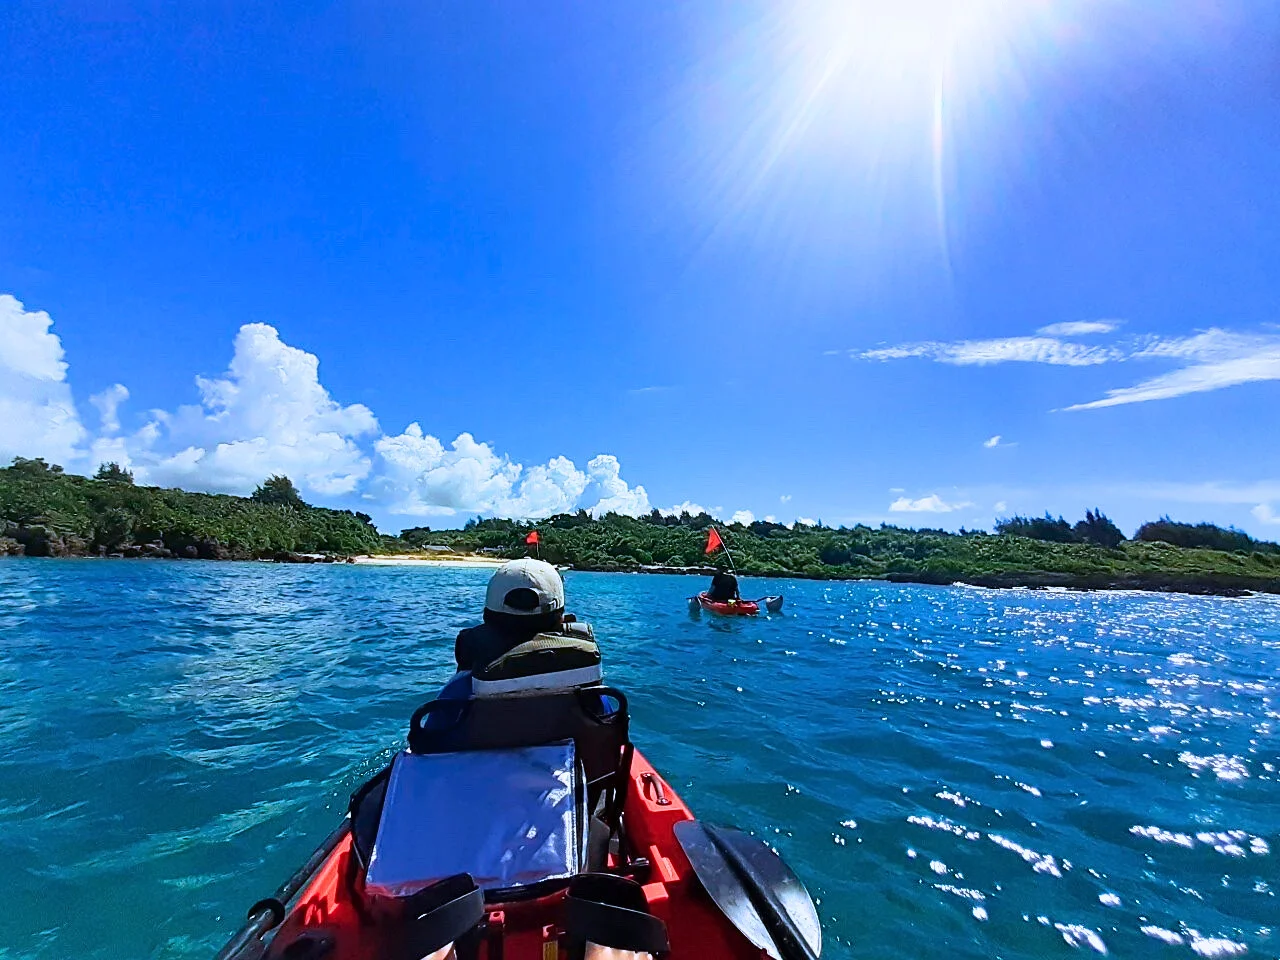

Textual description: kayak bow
[217,751,819,960]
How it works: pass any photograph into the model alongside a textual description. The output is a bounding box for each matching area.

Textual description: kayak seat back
[364,742,587,901]
[407,685,632,826]
[409,686,628,784]
[471,632,602,697]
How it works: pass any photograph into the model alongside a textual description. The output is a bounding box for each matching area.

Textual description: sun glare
[679,0,1072,275]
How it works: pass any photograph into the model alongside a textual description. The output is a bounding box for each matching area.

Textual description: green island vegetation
[3,457,1279,595]
[0,458,381,559]
[395,508,1280,596]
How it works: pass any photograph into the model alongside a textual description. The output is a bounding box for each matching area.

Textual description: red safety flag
[704,527,723,555]
[526,530,540,545]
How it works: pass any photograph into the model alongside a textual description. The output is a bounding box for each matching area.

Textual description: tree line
[394,507,1280,592]
[0,458,381,558]
[2,458,1277,592]
[995,509,1277,555]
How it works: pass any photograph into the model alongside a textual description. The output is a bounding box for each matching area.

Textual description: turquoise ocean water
[0,559,1275,960]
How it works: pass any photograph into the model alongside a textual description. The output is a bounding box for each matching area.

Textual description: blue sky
[2,1,1279,536]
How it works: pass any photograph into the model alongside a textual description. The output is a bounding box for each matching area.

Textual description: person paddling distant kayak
[455,558,586,672]
[706,569,741,604]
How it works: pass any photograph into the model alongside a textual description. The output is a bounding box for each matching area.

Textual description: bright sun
[681,0,1074,270]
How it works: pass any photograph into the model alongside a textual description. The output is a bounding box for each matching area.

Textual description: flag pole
[714,525,738,576]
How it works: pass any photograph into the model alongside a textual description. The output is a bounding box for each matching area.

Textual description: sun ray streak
[745,46,851,203]
[931,66,952,279]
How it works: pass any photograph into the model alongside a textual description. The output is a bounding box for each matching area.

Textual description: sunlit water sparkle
[0,560,1275,959]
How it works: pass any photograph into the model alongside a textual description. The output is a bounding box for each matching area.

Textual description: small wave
[989,833,1065,878]
[1178,752,1250,781]
[1131,825,1269,857]
[907,814,980,841]
[1054,923,1108,954]
[1190,936,1249,958]
[1141,926,1184,946]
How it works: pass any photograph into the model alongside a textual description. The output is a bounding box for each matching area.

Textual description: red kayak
[216,673,820,960]
[695,593,760,616]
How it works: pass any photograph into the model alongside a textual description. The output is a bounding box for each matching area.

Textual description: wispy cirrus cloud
[853,322,1280,410]
[1063,329,1280,411]
[1036,320,1119,337]
[860,336,1120,367]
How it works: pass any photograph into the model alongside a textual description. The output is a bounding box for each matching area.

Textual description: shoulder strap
[561,621,595,640]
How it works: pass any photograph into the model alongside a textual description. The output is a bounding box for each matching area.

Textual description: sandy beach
[348,553,507,568]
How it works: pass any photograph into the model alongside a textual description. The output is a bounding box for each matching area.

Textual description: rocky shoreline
[581,561,1280,597]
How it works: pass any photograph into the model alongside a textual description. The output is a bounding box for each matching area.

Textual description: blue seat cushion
[365,741,585,899]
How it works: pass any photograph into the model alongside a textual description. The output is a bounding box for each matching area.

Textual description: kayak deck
[261,749,761,960]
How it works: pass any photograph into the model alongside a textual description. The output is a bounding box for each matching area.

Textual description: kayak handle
[640,772,671,806]
[214,819,350,960]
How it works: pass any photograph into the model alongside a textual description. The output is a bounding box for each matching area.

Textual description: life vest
[471,621,601,697]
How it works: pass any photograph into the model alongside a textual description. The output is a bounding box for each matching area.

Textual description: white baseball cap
[484,558,565,616]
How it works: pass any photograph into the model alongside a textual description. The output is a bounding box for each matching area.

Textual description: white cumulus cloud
[0,294,664,525]
[372,427,522,516]
[508,456,592,518]
[890,494,973,513]
[131,323,380,497]
[660,501,715,518]
[730,509,755,525]
[369,435,651,520]
[582,454,651,517]
[0,294,87,464]
[90,383,130,435]
[984,435,1002,448]
[1252,504,1280,526]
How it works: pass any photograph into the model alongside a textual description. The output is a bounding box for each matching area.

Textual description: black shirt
[707,572,740,602]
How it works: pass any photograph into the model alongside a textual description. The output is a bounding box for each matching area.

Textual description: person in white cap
[453,558,570,673]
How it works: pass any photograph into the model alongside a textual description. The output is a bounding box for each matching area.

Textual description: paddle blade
[764,596,784,613]
[673,821,781,959]
[704,824,820,959]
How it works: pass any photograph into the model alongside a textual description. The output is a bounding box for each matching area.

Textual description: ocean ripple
[0,561,1276,960]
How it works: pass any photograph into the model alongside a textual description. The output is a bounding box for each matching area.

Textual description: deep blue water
[0,559,1276,960]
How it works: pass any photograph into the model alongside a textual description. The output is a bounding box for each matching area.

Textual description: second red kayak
[694,593,760,615]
